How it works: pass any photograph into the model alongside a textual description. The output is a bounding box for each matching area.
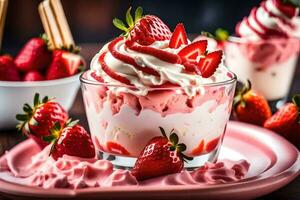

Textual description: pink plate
[0,121,299,200]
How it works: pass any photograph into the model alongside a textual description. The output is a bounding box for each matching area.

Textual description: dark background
[4,0,261,52]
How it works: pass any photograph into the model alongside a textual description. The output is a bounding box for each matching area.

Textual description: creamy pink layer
[84,83,230,117]
[0,139,249,189]
[226,37,299,69]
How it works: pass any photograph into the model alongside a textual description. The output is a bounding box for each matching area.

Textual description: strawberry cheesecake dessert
[81,7,236,168]
[224,0,300,107]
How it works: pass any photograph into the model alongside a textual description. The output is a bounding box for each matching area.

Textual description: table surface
[0,44,300,200]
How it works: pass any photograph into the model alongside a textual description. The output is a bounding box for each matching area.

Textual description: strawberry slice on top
[197,50,223,78]
[169,23,188,49]
[178,40,207,63]
[113,7,171,46]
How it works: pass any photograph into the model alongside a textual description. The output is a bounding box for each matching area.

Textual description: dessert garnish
[131,127,192,181]
[264,94,300,135]
[16,93,68,148]
[234,80,272,126]
[200,28,229,49]
[113,6,172,45]
[43,119,95,160]
[95,6,225,94]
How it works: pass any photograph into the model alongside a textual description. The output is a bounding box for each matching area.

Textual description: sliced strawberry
[169,23,188,49]
[197,50,223,78]
[98,52,132,85]
[191,140,205,156]
[61,52,83,75]
[205,137,220,153]
[107,141,131,156]
[178,40,207,63]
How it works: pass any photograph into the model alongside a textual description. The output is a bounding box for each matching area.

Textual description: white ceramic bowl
[0,73,81,130]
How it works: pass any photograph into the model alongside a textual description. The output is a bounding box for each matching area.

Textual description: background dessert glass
[224,37,300,110]
[81,71,237,169]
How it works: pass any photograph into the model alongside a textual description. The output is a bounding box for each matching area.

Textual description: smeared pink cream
[0,139,249,189]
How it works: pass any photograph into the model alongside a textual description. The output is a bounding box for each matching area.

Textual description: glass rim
[226,36,300,45]
[80,70,237,89]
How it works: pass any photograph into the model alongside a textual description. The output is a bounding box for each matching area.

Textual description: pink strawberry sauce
[0,139,249,189]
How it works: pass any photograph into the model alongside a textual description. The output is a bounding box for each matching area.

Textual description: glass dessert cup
[224,36,300,110]
[80,71,237,169]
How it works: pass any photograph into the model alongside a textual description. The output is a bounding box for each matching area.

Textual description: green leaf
[126,7,134,28]
[43,135,56,143]
[215,28,229,41]
[134,6,143,22]
[113,18,128,32]
[201,31,215,39]
[67,119,79,127]
[42,96,49,103]
[292,94,300,108]
[16,114,29,121]
[159,126,167,138]
[34,93,40,107]
[282,0,300,7]
[23,104,33,113]
[181,153,193,161]
[169,133,179,145]
[177,143,186,152]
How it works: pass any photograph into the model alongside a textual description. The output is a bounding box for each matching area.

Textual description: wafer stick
[38,0,74,50]
[50,0,74,47]
[0,0,8,51]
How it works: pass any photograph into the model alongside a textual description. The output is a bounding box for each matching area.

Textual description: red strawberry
[107,141,131,156]
[169,23,188,49]
[46,50,83,80]
[113,7,171,46]
[0,55,21,81]
[14,37,51,72]
[16,93,68,148]
[274,0,298,18]
[178,40,207,63]
[264,95,300,135]
[131,127,192,181]
[205,137,220,153]
[234,81,272,126]
[23,71,44,81]
[44,120,95,160]
[197,50,223,78]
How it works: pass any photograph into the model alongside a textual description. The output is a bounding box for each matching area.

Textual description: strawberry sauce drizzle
[98,51,132,85]
[108,37,159,76]
[125,40,181,64]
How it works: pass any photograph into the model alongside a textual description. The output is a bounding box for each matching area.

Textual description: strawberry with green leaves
[113,7,171,46]
[264,94,300,135]
[131,127,192,181]
[234,81,272,126]
[44,120,95,160]
[16,93,68,148]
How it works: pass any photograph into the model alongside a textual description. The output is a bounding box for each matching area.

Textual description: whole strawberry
[234,81,272,126]
[16,93,68,148]
[264,94,300,135]
[23,71,44,81]
[14,37,52,72]
[0,55,21,81]
[44,120,95,160]
[46,50,83,80]
[131,127,192,181]
[113,7,171,46]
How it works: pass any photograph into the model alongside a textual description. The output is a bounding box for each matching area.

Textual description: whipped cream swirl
[89,37,231,96]
[236,0,300,40]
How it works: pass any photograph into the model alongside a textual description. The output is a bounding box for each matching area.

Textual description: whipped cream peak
[236,0,300,40]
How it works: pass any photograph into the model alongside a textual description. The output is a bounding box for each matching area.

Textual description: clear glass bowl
[224,36,300,109]
[80,71,237,168]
